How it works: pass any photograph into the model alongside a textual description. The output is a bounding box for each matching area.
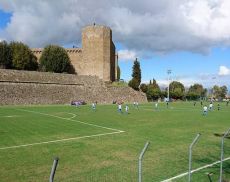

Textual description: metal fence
[49,128,230,182]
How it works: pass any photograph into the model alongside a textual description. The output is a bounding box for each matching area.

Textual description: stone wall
[107,86,147,103]
[32,48,84,75]
[0,69,147,105]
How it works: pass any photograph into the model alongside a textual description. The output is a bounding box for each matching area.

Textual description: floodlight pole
[188,133,201,182]
[138,142,150,182]
[49,157,59,182]
[219,128,230,182]
[167,70,171,101]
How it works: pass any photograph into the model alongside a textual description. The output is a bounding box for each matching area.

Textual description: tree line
[0,41,72,73]
[128,58,228,100]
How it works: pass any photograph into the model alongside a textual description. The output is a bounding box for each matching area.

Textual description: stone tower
[82,25,116,81]
[31,25,116,82]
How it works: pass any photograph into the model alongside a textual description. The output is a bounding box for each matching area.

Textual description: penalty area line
[161,156,230,182]
[17,109,124,133]
[0,130,125,150]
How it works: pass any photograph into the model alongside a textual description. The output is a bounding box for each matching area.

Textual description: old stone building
[31,25,117,82]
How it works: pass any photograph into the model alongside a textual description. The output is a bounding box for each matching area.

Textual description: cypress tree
[129,58,141,90]
[117,65,120,81]
[132,58,141,85]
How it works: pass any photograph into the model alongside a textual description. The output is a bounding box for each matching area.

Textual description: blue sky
[0,1,230,90]
[0,9,10,28]
[117,44,230,88]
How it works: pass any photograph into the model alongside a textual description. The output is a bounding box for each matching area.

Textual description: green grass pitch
[0,102,229,181]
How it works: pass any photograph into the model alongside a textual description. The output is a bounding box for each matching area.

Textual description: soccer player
[217,103,220,111]
[118,103,122,113]
[227,100,229,106]
[155,102,158,110]
[125,105,129,114]
[136,102,139,109]
[166,101,169,108]
[193,101,196,106]
[200,101,203,107]
[92,102,96,111]
[203,105,208,115]
[209,103,213,111]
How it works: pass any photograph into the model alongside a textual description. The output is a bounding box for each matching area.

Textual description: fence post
[138,142,150,182]
[206,172,213,182]
[49,157,59,182]
[219,128,230,182]
[188,133,201,182]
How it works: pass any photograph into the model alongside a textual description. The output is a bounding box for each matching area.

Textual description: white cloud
[1,0,230,53]
[218,65,230,76]
[118,49,136,61]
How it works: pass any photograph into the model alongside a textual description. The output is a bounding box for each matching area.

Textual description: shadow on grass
[214,133,230,139]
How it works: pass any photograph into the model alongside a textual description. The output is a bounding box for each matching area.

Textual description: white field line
[66,113,77,119]
[57,112,77,119]
[17,109,124,132]
[0,130,124,150]
[0,115,20,118]
[161,156,230,182]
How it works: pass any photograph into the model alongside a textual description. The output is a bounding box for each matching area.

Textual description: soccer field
[0,102,229,182]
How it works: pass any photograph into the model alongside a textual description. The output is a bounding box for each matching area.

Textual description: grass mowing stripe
[0,130,125,150]
[161,156,230,182]
[17,109,124,132]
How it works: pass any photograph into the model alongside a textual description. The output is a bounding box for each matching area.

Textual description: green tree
[212,85,228,99]
[186,83,206,100]
[132,58,141,84]
[146,84,154,100]
[220,86,228,98]
[129,58,141,90]
[140,83,148,93]
[128,78,139,91]
[169,81,185,100]
[39,45,71,73]
[146,79,161,100]
[212,85,220,98]
[10,42,38,70]
[0,41,12,69]
[117,65,120,81]
[161,90,167,98]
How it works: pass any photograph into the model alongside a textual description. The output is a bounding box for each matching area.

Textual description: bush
[140,83,148,93]
[128,78,139,91]
[39,45,71,73]
[10,42,38,70]
[0,41,12,69]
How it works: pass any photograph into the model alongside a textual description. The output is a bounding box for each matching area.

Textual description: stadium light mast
[167,69,172,101]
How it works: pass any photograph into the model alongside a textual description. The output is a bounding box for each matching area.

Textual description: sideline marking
[161,157,230,182]
[0,115,20,118]
[0,131,124,150]
[17,109,124,132]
